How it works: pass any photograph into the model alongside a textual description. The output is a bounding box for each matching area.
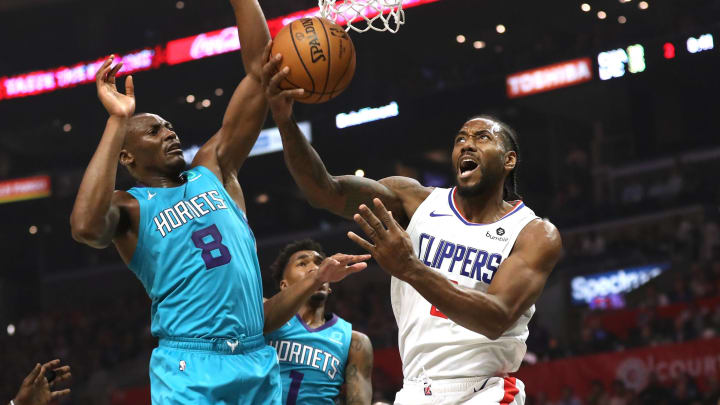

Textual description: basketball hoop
[319,0,405,33]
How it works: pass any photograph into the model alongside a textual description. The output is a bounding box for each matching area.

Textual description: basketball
[271,17,356,104]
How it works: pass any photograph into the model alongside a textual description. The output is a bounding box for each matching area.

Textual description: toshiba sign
[506,57,592,98]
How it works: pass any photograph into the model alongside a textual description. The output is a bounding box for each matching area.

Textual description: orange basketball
[271,17,356,104]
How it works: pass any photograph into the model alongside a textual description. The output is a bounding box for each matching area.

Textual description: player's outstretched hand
[13,359,71,405]
[348,198,421,282]
[314,253,371,284]
[95,55,135,118]
[261,40,304,122]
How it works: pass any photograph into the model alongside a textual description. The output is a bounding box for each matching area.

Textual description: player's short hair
[467,115,522,201]
[270,239,326,286]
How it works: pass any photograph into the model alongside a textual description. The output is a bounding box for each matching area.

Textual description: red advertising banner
[0,48,160,100]
[506,57,593,98]
[0,175,51,203]
[2,0,443,98]
[514,338,720,400]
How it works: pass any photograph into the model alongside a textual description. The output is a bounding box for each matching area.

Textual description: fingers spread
[347,231,374,253]
[331,253,371,265]
[346,262,368,273]
[281,88,304,99]
[358,204,385,237]
[268,66,290,94]
[353,213,377,242]
[373,198,395,230]
[23,363,41,385]
[95,56,114,82]
[108,62,123,83]
[51,389,71,399]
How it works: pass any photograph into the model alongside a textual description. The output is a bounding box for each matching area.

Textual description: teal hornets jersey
[126,165,264,339]
[265,314,352,405]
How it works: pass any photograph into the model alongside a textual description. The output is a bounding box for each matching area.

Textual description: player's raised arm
[261,55,430,225]
[348,199,563,340]
[70,57,135,248]
[263,253,369,333]
[191,0,271,184]
[343,331,373,405]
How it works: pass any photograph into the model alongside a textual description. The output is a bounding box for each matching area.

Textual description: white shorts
[393,376,525,405]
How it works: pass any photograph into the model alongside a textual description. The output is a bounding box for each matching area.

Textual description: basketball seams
[316,19,332,104]
[289,20,316,97]
[329,38,355,97]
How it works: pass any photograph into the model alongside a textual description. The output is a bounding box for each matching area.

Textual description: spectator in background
[581,231,606,256]
[639,284,670,308]
[586,380,609,405]
[11,360,71,405]
[637,373,670,405]
[670,374,700,405]
[556,386,582,405]
[609,380,633,405]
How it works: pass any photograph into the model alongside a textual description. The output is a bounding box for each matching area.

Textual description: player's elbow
[70,219,107,248]
[482,306,515,340]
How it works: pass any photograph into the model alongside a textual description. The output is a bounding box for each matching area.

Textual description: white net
[319,0,405,33]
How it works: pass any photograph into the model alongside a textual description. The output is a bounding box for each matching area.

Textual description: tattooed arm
[261,55,431,226]
[342,331,373,405]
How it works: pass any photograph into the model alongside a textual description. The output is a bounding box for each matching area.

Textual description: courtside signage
[0,175,51,204]
[506,57,592,98]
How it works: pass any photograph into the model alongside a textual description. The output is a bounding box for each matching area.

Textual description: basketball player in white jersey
[261,55,562,404]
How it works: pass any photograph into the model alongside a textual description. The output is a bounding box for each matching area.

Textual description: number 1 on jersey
[286,370,304,405]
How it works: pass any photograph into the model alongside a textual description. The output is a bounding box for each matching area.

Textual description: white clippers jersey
[391,187,539,380]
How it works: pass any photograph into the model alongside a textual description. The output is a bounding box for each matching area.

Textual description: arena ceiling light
[581,3,591,12]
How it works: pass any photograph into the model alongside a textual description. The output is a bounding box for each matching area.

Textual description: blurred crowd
[529,375,720,405]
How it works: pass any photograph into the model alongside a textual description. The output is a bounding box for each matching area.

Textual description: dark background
[1,0,719,404]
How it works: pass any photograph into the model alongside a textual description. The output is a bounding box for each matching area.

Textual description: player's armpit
[71,191,132,249]
[485,219,563,336]
[342,331,373,405]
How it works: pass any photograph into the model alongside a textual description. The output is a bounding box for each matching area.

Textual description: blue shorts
[150,334,282,404]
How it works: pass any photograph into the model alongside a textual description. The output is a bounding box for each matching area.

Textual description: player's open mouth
[458,158,479,179]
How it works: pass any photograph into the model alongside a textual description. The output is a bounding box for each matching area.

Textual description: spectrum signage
[505,57,592,98]
[0,175,51,204]
[570,263,670,306]
[0,0,441,101]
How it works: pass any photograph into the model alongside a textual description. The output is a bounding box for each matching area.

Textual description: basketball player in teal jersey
[69,0,367,403]
[265,240,373,405]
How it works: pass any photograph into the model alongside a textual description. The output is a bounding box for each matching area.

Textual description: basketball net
[319,0,405,33]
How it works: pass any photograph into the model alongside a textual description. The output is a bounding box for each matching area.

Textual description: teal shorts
[150,334,281,404]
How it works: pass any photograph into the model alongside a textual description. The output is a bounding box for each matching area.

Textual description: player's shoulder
[515,218,563,261]
[349,330,373,354]
[112,190,139,210]
[379,176,434,210]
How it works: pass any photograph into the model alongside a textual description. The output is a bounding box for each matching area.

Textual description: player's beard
[310,291,328,303]
[456,161,504,198]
